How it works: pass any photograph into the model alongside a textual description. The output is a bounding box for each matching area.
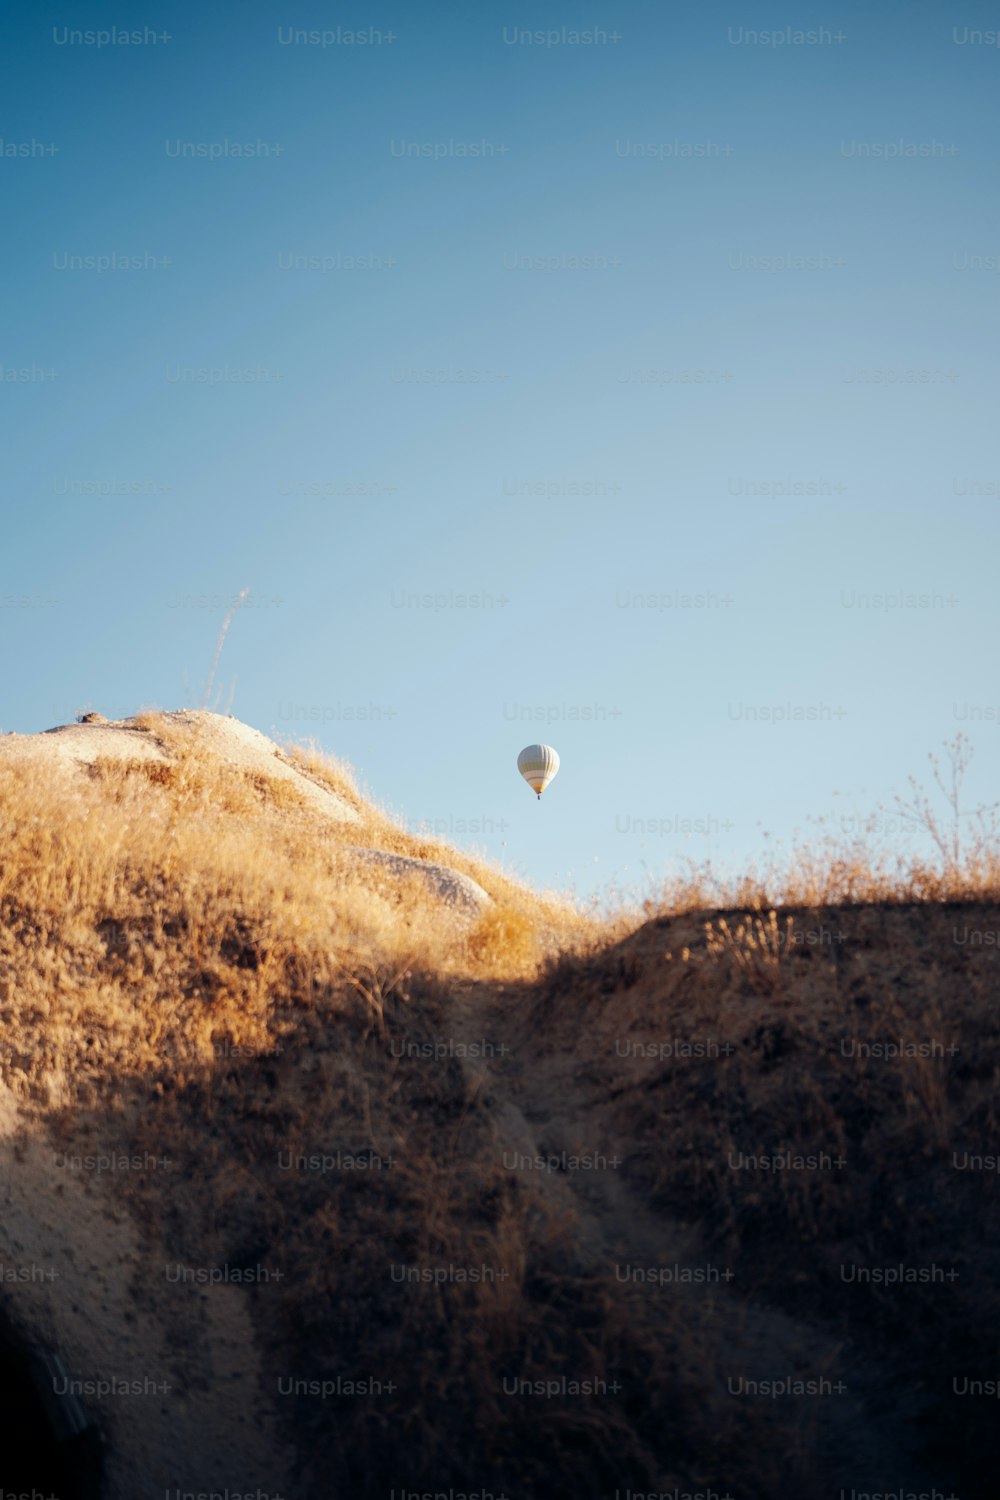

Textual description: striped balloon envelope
[517,744,560,799]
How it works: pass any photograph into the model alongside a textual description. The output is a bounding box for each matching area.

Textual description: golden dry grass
[0,715,998,1496]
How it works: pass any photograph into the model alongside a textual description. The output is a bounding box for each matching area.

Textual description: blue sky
[3,1,999,901]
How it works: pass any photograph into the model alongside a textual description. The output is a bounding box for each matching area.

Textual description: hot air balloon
[517,744,560,799]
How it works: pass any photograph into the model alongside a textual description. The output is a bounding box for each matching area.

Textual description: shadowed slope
[0,717,995,1496]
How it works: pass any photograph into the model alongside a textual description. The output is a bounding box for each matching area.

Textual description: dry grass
[531,898,1000,1494]
[0,715,998,1496]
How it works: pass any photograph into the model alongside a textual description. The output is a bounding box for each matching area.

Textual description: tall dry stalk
[895,732,1000,874]
[202,586,250,710]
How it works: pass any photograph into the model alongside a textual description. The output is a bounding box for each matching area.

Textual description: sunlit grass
[1,716,997,1493]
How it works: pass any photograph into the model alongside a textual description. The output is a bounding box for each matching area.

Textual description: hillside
[0,712,997,1499]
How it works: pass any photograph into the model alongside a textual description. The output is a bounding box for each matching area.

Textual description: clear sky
[3,1,998,902]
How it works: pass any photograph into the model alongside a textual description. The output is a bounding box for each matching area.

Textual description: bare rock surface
[1,710,361,825]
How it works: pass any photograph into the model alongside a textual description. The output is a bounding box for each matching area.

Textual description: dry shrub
[465,903,547,976]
